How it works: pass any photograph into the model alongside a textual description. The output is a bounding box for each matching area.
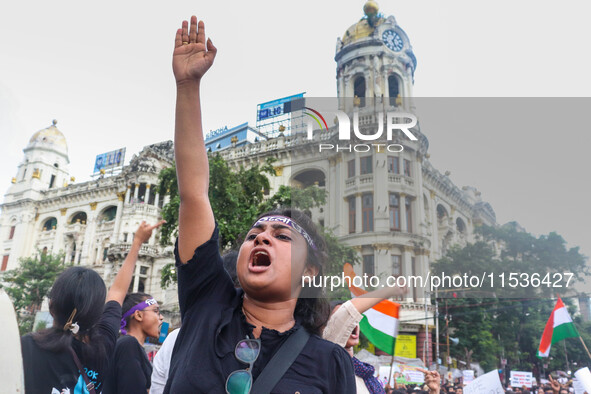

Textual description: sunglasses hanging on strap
[69,347,97,394]
[226,326,310,394]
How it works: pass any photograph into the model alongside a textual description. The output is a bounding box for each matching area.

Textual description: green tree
[1,251,67,334]
[432,223,589,373]
[159,155,276,250]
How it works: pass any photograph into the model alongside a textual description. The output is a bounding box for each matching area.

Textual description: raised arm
[107,220,165,305]
[172,16,218,263]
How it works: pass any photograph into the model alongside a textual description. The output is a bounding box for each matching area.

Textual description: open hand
[173,16,217,85]
[134,220,166,244]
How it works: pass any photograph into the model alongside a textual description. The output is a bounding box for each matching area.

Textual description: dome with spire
[336,1,417,79]
[26,120,68,156]
[341,1,387,46]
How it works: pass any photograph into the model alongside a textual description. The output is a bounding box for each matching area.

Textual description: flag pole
[578,336,591,361]
[387,352,395,386]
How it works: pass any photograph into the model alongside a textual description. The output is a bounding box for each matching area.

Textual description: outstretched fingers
[149,220,167,231]
[197,20,206,44]
[190,15,198,43]
[182,19,189,44]
[174,28,183,48]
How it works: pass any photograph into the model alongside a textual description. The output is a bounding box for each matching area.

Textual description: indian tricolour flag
[344,263,400,355]
[537,297,579,357]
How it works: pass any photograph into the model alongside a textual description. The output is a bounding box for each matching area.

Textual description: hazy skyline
[1,0,590,258]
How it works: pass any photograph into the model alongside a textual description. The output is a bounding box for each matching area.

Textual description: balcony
[388,174,414,188]
[359,174,373,185]
[344,174,374,193]
[95,220,115,233]
[108,242,160,259]
[123,203,160,216]
[64,222,87,236]
[37,228,57,241]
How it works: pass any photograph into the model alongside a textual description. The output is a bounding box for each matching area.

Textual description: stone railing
[123,203,160,216]
[95,220,115,233]
[64,223,87,235]
[108,242,160,258]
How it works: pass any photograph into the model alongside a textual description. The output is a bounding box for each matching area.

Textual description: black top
[164,225,356,394]
[103,335,152,393]
[21,300,121,394]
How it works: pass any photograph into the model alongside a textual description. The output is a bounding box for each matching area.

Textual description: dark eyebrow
[270,224,291,231]
[249,223,292,232]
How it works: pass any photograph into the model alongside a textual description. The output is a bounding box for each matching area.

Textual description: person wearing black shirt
[21,220,164,394]
[104,292,163,393]
[165,16,356,393]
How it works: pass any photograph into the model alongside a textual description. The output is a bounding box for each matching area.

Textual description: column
[417,252,429,301]
[328,157,338,232]
[114,192,125,242]
[402,246,413,303]
[81,202,98,265]
[429,191,439,253]
[125,185,132,204]
[145,184,151,204]
[53,208,67,252]
[355,192,362,233]
[133,183,140,202]
[399,193,407,232]
[154,191,160,208]
[132,263,140,292]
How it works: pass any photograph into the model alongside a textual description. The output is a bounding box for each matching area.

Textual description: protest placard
[510,371,533,388]
[463,370,475,385]
[574,367,591,393]
[464,370,504,394]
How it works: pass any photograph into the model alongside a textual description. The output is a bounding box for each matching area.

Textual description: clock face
[382,29,404,52]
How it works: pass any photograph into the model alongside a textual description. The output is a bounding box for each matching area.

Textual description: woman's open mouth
[249,249,272,272]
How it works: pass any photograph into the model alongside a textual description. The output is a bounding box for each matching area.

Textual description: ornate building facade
[0,2,496,362]
[0,127,177,311]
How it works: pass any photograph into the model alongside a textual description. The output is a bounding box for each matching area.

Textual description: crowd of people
[385,374,580,394]
[16,14,582,394]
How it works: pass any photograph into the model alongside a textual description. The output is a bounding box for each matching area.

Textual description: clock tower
[335,1,417,114]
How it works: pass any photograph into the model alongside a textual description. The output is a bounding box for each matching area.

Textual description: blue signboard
[93,148,126,174]
[257,93,305,121]
[158,322,170,343]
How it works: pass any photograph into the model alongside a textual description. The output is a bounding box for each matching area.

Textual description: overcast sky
[1,0,590,258]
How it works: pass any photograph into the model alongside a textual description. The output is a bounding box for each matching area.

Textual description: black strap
[250,326,310,394]
[69,347,97,394]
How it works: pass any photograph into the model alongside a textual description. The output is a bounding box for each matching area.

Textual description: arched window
[436,204,448,220]
[388,74,402,106]
[70,212,87,224]
[456,218,466,234]
[291,169,326,188]
[354,76,366,107]
[101,206,117,222]
[42,217,57,231]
